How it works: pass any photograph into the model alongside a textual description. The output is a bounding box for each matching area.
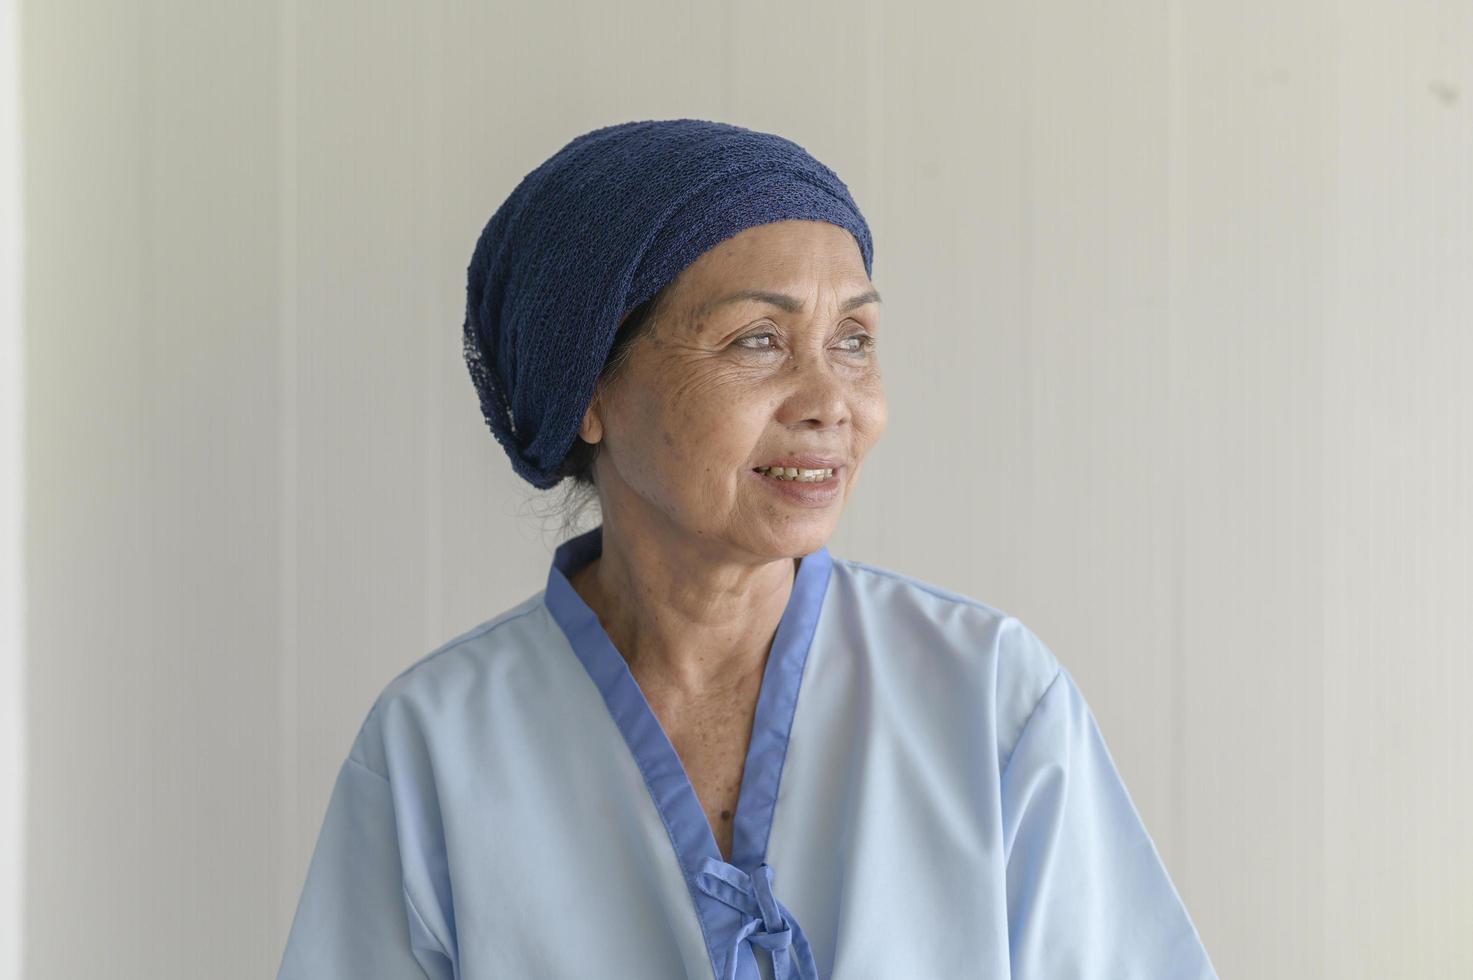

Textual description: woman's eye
[733,332,777,351]
[732,330,877,355]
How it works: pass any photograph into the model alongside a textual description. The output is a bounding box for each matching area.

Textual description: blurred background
[3,0,1471,976]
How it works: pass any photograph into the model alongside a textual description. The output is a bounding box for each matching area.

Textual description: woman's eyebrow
[696,287,883,319]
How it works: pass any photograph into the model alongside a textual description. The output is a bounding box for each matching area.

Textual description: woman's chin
[745,513,839,559]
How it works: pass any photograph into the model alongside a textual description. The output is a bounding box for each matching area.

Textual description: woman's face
[583,219,887,562]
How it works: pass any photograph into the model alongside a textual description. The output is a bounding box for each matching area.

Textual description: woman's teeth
[756,466,834,482]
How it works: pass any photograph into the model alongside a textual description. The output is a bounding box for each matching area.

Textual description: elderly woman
[279,119,1217,980]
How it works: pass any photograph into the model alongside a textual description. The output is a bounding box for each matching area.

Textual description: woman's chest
[654,690,762,863]
[432,683,1013,979]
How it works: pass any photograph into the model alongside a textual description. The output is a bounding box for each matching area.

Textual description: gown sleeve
[277,754,456,980]
[1000,665,1218,979]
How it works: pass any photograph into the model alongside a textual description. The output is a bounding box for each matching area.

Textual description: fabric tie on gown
[693,856,819,980]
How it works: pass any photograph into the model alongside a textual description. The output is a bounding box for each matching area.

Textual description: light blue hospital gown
[278,525,1218,979]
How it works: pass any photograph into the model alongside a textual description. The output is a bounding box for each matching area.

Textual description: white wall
[18,1,1473,976]
[2,0,24,974]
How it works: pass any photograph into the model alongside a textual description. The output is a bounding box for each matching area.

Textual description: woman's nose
[776,350,850,428]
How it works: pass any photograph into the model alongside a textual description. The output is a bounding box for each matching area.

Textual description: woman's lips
[749,464,843,506]
[753,454,844,470]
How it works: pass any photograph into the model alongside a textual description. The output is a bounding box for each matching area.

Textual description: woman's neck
[568,527,797,699]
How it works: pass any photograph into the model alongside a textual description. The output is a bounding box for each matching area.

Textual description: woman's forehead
[693,286,883,321]
[674,227,873,306]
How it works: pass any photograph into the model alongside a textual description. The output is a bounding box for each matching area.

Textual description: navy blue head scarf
[462,118,876,489]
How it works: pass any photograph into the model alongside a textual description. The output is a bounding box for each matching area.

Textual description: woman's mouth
[752,465,835,483]
[749,464,844,506]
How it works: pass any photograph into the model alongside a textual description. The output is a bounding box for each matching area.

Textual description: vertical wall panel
[23,0,283,975]
[1162,2,1334,974]
[1323,3,1473,977]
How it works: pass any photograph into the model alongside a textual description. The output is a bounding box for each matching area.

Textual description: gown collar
[543,524,832,980]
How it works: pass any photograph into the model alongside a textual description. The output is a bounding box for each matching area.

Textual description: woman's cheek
[863,394,888,441]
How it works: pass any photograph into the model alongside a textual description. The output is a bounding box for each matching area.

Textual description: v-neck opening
[543,523,832,980]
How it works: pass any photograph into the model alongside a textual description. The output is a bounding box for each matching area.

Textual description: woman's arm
[277,753,455,980]
[1001,665,1218,979]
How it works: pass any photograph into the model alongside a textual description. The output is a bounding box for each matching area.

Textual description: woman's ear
[579,396,604,446]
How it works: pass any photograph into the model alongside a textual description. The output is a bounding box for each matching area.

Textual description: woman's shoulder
[830,554,1013,619]
[827,555,1064,761]
[387,590,551,689]
[344,588,557,775]
[830,555,1059,665]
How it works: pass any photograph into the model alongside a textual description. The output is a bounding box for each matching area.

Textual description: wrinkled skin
[579,218,887,577]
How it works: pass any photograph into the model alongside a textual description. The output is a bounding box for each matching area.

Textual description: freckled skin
[573,219,888,861]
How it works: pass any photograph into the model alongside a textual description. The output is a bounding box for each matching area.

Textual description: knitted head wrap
[462,117,875,489]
